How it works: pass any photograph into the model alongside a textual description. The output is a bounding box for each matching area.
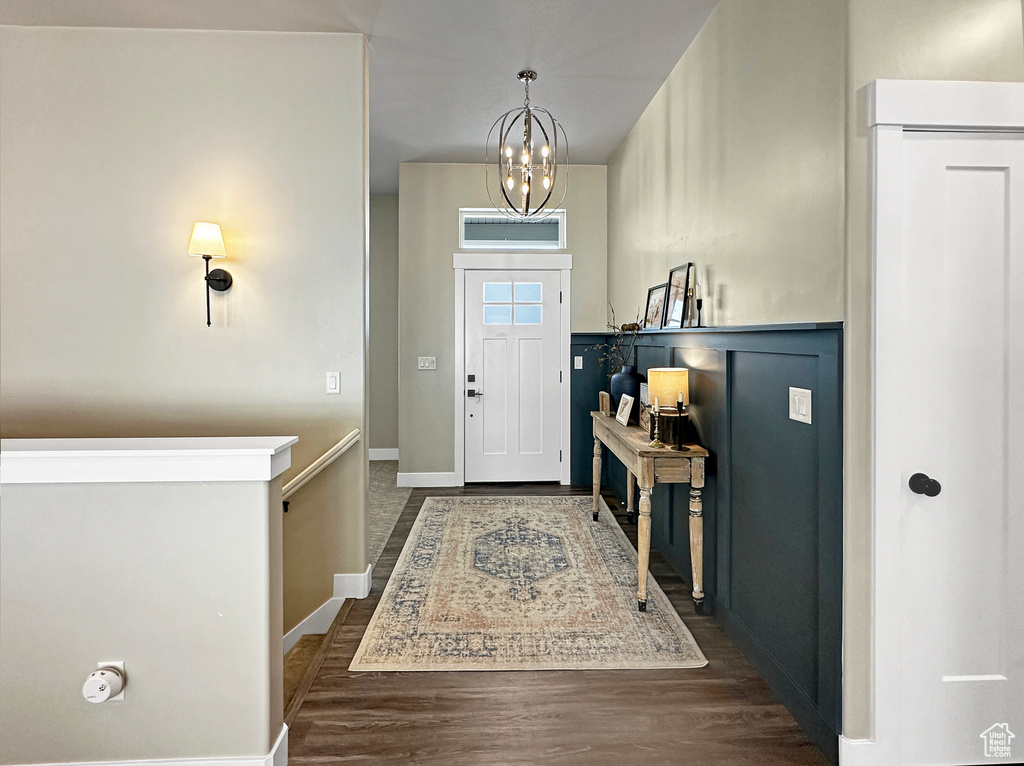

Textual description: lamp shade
[187,222,226,258]
[647,367,689,408]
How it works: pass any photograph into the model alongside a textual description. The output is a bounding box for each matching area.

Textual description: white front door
[464,269,562,482]
[890,132,1023,764]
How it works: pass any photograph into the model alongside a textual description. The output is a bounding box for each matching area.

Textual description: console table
[591,412,709,614]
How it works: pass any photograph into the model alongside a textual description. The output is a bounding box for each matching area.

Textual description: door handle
[908,472,941,497]
[467,389,483,398]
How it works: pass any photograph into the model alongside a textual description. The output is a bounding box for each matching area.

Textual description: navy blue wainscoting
[570,323,843,765]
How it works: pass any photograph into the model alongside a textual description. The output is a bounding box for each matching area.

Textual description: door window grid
[483,282,544,325]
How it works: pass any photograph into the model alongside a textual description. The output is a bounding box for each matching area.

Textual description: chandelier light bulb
[541,145,550,158]
[506,176,515,190]
[543,176,551,190]
[505,145,513,158]
[521,182,530,195]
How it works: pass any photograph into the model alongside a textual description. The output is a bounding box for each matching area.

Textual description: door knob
[908,472,941,497]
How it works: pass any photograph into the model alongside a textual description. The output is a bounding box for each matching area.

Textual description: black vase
[610,364,643,422]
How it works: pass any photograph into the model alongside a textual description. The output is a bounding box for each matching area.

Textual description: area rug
[349,495,707,672]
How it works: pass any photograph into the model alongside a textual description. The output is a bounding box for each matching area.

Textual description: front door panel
[465,270,561,482]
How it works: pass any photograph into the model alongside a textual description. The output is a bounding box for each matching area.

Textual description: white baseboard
[368,448,399,461]
[282,566,372,654]
[397,471,461,487]
[13,724,288,766]
[334,564,372,599]
[283,598,343,654]
[282,565,374,651]
[839,736,876,765]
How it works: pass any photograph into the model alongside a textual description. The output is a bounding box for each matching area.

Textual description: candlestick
[649,404,665,448]
[696,297,704,327]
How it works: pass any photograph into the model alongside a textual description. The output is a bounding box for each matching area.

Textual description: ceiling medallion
[486,70,568,219]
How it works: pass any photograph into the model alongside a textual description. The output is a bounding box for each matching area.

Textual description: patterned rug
[349,495,707,671]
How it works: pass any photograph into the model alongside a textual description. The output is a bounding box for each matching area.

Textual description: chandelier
[486,70,568,219]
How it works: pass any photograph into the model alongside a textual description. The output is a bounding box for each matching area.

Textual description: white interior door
[893,132,1023,764]
[464,270,561,482]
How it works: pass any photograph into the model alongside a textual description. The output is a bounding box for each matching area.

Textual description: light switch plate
[326,372,341,394]
[418,357,437,370]
[574,356,584,370]
[789,387,812,424]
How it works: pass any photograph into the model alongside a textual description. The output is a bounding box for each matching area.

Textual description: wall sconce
[187,222,233,327]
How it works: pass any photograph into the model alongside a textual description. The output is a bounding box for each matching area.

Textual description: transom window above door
[460,208,566,250]
[482,281,544,325]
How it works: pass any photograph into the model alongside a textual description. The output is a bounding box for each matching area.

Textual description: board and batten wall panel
[0,26,368,642]
[576,324,842,763]
[398,163,607,476]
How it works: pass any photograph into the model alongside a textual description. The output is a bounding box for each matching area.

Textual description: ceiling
[0,0,719,194]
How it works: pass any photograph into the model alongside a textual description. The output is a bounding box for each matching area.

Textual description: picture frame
[663,263,693,330]
[643,282,669,329]
[615,393,634,426]
[639,382,649,407]
[639,404,651,432]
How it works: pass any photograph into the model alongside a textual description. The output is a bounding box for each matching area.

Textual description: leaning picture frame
[615,393,635,426]
[643,282,669,329]
[663,263,693,329]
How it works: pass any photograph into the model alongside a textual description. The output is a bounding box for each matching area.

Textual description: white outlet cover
[574,356,584,370]
[789,387,812,424]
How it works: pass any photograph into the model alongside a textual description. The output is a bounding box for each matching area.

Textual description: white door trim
[453,253,572,486]
[866,79,1024,764]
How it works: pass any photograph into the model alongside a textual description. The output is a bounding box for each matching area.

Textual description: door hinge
[560,371,562,383]
[560,450,563,461]
[559,291,563,303]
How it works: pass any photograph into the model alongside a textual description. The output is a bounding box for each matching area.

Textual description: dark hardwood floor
[287,484,828,765]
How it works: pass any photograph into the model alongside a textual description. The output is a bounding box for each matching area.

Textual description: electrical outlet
[326,372,341,394]
[418,357,437,370]
[789,387,812,424]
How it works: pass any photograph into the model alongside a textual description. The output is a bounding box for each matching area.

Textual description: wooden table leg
[626,472,636,524]
[689,457,706,614]
[637,483,653,611]
[592,436,602,521]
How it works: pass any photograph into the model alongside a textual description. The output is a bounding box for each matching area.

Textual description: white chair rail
[282,428,361,502]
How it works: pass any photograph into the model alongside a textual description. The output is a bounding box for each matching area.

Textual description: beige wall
[0,479,283,763]
[842,0,1024,740]
[0,26,368,634]
[607,1,847,327]
[369,195,400,451]
[397,163,607,475]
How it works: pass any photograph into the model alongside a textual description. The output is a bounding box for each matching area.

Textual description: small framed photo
[615,393,634,426]
[663,263,693,330]
[639,404,651,432]
[644,283,668,329]
[639,382,649,407]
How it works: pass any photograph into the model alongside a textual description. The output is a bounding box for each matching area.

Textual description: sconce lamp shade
[187,222,227,258]
[647,367,689,408]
